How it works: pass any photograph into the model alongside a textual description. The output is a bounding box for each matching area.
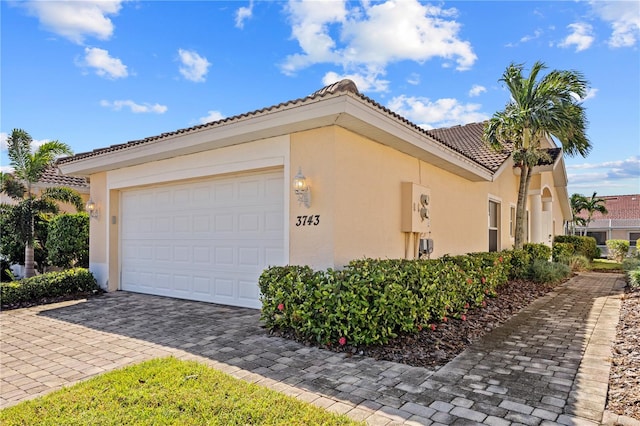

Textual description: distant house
[58,80,572,309]
[0,166,90,212]
[575,194,640,254]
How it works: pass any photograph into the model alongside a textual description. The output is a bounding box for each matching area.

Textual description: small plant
[528,259,571,284]
[628,269,640,289]
[622,258,640,272]
[567,255,590,272]
[552,242,575,263]
[606,239,630,263]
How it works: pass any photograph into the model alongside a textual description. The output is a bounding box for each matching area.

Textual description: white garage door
[120,169,285,309]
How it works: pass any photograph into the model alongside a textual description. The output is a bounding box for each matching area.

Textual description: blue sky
[1,0,639,196]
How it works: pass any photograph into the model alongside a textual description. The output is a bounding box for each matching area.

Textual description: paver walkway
[0,272,630,425]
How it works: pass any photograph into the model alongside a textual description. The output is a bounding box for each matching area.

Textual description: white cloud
[82,47,128,79]
[100,100,168,114]
[559,23,594,52]
[387,95,489,129]
[583,87,598,101]
[590,1,640,48]
[520,28,543,43]
[567,156,640,194]
[23,0,124,44]
[235,1,254,29]
[468,84,486,97]
[322,68,389,93]
[177,49,211,83]
[281,0,476,85]
[407,73,421,86]
[199,110,225,124]
[0,132,8,152]
[1,165,14,174]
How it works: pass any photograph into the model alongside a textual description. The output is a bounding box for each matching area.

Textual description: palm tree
[483,61,591,249]
[582,191,608,236]
[1,129,81,277]
[570,193,588,235]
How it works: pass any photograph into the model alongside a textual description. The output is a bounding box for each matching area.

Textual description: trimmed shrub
[528,259,571,284]
[606,239,629,263]
[552,242,575,263]
[508,249,531,280]
[46,213,89,268]
[523,243,551,261]
[553,235,599,261]
[0,268,101,308]
[260,252,509,347]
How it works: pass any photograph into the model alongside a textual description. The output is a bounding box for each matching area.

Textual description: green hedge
[1,268,101,308]
[260,252,514,346]
[553,235,599,260]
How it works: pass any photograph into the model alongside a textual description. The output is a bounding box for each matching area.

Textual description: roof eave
[59,93,493,182]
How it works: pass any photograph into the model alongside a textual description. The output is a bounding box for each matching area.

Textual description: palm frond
[41,187,85,212]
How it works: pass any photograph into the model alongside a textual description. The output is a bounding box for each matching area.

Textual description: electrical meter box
[401,182,431,233]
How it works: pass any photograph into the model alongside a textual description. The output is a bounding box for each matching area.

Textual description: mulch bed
[358,279,558,367]
[606,284,640,420]
[0,291,101,311]
[271,279,559,368]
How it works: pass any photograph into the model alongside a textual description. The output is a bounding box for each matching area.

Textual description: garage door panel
[121,169,284,308]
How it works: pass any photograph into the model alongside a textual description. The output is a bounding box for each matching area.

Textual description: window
[630,232,640,246]
[509,206,516,237]
[586,231,607,245]
[489,200,500,252]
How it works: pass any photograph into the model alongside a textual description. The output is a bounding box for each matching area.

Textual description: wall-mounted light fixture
[293,167,311,208]
[85,198,99,219]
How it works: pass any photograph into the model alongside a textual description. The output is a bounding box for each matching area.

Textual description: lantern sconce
[292,167,311,208]
[85,198,99,219]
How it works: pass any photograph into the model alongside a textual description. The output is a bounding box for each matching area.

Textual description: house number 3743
[296,215,320,226]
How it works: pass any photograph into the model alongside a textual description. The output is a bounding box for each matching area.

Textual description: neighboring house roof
[36,166,90,190]
[577,194,640,220]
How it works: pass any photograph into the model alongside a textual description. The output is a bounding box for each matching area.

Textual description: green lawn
[0,357,362,426]
[590,259,623,271]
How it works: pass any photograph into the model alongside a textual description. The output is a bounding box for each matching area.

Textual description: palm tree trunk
[24,199,36,278]
[24,243,36,278]
[514,163,529,249]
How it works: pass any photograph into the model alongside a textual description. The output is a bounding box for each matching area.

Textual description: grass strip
[1,357,362,425]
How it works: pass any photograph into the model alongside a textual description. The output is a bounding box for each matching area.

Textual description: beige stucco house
[58,80,571,309]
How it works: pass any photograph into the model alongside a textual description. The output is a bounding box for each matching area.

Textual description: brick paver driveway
[0,272,628,425]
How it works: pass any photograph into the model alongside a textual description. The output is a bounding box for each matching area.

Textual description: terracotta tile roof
[577,194,640,220]
[58,79,516,174]
[37,166,89,189]
[428,122,512,172]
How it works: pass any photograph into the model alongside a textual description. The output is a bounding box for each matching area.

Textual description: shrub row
[1,268,101,308]
[259,249,559,347]
[553,235,599,261]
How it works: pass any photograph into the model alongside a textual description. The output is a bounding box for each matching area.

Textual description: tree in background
[570,193,588,235]
[1,129,82,277]
[581,191,608,236]
[484,61,591,249]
